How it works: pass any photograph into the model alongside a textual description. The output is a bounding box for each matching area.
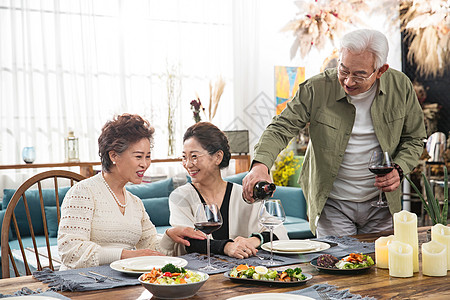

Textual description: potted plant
[405,165,448,228]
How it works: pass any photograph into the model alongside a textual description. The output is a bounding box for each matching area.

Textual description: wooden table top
[1,227,449,300]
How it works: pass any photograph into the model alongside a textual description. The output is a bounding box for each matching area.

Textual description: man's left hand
[374,168,401,192]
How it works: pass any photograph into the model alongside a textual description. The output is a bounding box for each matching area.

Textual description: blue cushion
[0,209,13,241]
[224,172,248,185]
[284,220,314,239]
[2,187,71,237]
[126,178,174,199]
[141,197,170,227]
[270,186,307,220]
[44,206,59,237]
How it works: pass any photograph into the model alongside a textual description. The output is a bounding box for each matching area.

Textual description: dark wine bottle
[243,181,276,204]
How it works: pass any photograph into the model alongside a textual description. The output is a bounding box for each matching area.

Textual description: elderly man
[243,29,426,237]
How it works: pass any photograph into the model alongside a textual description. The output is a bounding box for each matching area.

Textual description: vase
[22,146,36,164]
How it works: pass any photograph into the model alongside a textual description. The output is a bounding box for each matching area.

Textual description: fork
[79,272,106,283]
[88,271,123,282]
[317,290,331,300]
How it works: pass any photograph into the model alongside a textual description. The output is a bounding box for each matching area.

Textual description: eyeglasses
[337,66,377,84]
[180,153,207,165]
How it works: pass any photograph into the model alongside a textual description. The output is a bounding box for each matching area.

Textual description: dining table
[1,226,449,300]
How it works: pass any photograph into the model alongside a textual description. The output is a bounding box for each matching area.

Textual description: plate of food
[261,240,330,255]
[310,253,375,274]
[110,256,188,274]
[224,264,312,286]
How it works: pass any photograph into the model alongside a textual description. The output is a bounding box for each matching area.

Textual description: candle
[375,235,395,269]
[431,223,450,270]
[393,210,419,272]
[422,240,447,277]
[388,241,413,277]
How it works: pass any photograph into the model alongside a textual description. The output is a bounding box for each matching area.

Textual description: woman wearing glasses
[242,29,426,237]
[169,122,288,259]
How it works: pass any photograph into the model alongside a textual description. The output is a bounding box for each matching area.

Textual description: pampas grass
[209,77,225,121]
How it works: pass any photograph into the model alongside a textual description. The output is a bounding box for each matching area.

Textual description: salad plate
[227,293,314,300]
[224,271,312,286]
[310,256,374,274]
[110,256,188,274]
[261,240,330,255]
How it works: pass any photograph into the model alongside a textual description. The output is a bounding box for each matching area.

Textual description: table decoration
[431,223,450,270]
[374,235,395,269]
[393,210,419,272]
[388,241,413,278]
[422,240,447,277]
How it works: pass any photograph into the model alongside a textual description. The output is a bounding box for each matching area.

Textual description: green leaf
[422,173,439,224]
[442,166,448,225]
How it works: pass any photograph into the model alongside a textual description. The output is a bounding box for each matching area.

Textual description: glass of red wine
[194,203,223,271]
[368,150,393,207]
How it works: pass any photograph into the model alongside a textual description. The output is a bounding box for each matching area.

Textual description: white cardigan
[57,173,174,270]
[168,182,289,254]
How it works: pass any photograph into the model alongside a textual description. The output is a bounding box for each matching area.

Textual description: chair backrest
[1,170,85,278]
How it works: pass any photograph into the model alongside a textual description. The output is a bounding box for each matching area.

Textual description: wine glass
[258,199,286,265]
[194,203,223,271]
[368,150,393,207]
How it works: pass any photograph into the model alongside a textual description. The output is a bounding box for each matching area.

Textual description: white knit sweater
[57,173,174,270]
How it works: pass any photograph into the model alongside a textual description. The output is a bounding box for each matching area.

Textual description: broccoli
[161,263,186,273]
[285,267,303,278]
[244,268,255,277]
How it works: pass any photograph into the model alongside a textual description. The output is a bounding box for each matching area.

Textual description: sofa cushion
[284,220,314,239]
[44,206,59,237]
[141,197,170,227]
[271,186,307,220]
[2,187,71,237]
[126,178,174,199]
[224,172,248,185]
[0,209,13,240]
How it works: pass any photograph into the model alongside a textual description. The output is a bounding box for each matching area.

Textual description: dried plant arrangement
[208,77,226,122]
[281,0,369,59]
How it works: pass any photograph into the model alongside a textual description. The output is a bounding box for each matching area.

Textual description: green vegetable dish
[229,264,306,282]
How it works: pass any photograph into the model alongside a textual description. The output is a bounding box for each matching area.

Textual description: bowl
[138,270,209,299]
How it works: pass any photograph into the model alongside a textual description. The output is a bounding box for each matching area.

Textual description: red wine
[369,166,394,175]
[194,222,222,234]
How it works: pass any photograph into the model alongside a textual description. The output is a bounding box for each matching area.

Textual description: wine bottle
[243,181,276,204]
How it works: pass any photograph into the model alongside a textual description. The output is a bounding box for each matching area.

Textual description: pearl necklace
[101,173,128,208]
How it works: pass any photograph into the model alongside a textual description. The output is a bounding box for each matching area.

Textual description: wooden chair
[1,170,85,278]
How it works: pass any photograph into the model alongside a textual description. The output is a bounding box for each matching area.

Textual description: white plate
[227,293,314,300]
[110,256,188,274]
[270,240,317,252]
[261,240,330,254]
[7,296,62,300]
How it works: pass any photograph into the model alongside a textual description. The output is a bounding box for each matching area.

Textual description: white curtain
[0,0,234,167]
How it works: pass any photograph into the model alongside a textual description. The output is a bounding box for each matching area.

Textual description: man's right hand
[242,162,271,203]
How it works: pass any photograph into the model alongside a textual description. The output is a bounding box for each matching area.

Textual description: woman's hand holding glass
[166,226,206,247]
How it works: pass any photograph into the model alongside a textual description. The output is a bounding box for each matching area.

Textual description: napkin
[0,287,71,299]
[33,265,141,292]
[287,283,377,300]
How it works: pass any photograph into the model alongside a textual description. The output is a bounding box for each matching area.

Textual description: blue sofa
[1,172,313,276]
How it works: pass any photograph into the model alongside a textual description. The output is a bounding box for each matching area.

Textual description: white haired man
[243,29,426,237]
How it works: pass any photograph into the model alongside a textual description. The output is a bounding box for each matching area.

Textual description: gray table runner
[0,287,71,299]
[287,283,377,300]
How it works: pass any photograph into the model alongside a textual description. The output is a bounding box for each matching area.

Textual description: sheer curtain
[0,0,234,167]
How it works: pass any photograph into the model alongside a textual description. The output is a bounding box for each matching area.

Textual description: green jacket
[253,68,426,234]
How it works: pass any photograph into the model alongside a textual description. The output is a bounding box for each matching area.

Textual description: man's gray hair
[339,29,389,69]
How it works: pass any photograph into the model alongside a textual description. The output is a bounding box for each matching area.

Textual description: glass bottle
[65,131,80,162]
[243,181,276,204]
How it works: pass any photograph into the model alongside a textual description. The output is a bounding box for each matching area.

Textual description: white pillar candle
[422,240,447,277]
[375,235,395,269]
[431,224,450,270]
[388,241,413,277]
[393,210,419,272]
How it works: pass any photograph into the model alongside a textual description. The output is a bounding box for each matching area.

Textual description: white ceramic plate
[261,240,330,255]
[7,296,62,300]
[110,256,188,274]
[270,240,317,252]
[227,293,314,300]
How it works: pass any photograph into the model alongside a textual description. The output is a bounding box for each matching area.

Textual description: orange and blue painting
[274,66,305,115]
